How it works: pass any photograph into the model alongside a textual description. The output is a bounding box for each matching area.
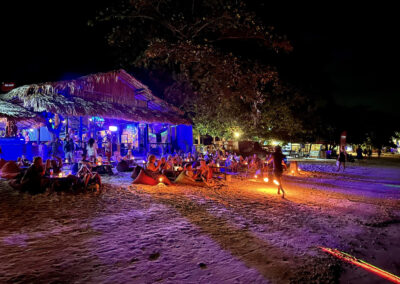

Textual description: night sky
[1,2,399,116]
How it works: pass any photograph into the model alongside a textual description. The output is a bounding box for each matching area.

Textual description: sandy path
[1,159,399,283]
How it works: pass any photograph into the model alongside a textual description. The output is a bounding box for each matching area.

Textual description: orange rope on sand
[320,247,400,283]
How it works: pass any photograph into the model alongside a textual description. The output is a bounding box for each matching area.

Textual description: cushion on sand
[0,158,6,170]
[174,172,206,186]
[132,170,158,185]
[117,160,130,172]
[131,165,143,179]
[0,161,21,179]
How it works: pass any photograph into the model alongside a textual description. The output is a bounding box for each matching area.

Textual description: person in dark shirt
[267,146,287,198]
[21,156,46,194]
[337,146,347,171]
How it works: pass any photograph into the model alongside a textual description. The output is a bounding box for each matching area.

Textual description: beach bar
[0,69,192,160]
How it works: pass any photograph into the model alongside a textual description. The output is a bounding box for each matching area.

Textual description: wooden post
[37,127,41,144]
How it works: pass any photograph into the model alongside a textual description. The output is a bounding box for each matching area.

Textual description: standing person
[87,138,98,163]
[356,146,363,160]
[368,148,372,159]
[337,146,347,171]
[267,146,286,198]
[104,135,112,163]
[378,148,382,158]
[51,138,59,158]
[63,136,75,163]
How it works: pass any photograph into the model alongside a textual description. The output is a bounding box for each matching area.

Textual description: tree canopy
[91,0,399,147]
[91,0,313,140]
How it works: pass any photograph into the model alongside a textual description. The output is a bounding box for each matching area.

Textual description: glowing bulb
[291,170,294,174]
[263,177,269,182]
[234,132,241,138]
[159,177,163,183]
[49,119,53,123]
[273,180,279,186]
[254,175,258,179]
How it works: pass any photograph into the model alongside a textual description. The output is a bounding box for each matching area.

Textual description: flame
[273,180,279,186]
[263,177,269,182]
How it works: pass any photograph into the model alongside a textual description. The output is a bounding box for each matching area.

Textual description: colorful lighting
[320,247,400,283]
[109,126,118,132]
[273,180,279,186]
[263,177,269,182]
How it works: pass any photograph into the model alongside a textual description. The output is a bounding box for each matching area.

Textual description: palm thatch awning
[0,99,44,129]
[1,69,190,125]
[0,99,38,120]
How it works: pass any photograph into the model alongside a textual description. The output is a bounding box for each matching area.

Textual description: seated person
[146,154,174,186]
[183,163,194,178]
[96,155,103,165]
[194,159,212,182]
[20,157,46,194]
[44,157,63,176]
[16,157,24,168]
[123,150,134,161]
[249,154,261,171]
[77,163,102,190]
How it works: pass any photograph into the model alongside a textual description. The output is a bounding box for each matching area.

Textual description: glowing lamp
[254,175,258,179]
[59,172,63,177]
[49,119,53,123]
[291,170,294,174]
[159,177,163,183]
[234,132,241,138]
[273,180,280,186]
[263,177,269,182]
[109,126,118,132]
[29,128,34,132]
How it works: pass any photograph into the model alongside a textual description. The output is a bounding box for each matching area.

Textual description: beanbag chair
[0,161,21,179]
[132,169,158,185]
[0,158,6,170]
[174,172,206,186]
[131,165,143,180]
[117,160,130,172]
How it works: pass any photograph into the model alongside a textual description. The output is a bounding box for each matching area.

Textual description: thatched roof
[0,99,43,129]
[1,69,190,125]
[0,99,38,119]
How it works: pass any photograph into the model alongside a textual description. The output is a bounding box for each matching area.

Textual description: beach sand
[1,157,399,283]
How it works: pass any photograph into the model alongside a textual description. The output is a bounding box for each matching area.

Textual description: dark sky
[1,2,399,115]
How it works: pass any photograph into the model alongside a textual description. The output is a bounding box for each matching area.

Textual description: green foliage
[92,0,311,140]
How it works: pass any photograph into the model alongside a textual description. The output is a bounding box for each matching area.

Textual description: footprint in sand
[149,252,160,261]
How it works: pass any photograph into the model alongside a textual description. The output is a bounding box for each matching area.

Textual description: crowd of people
[0,142,289,197]
[127,146,287,197]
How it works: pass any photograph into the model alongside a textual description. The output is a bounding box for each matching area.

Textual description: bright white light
[234,132,241,138]
[29,129,34,132]
[263,177,269,182]
[254,175,258,179]
[273,179,280,186]
[271,140,279,146]
[109,126,118,132]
